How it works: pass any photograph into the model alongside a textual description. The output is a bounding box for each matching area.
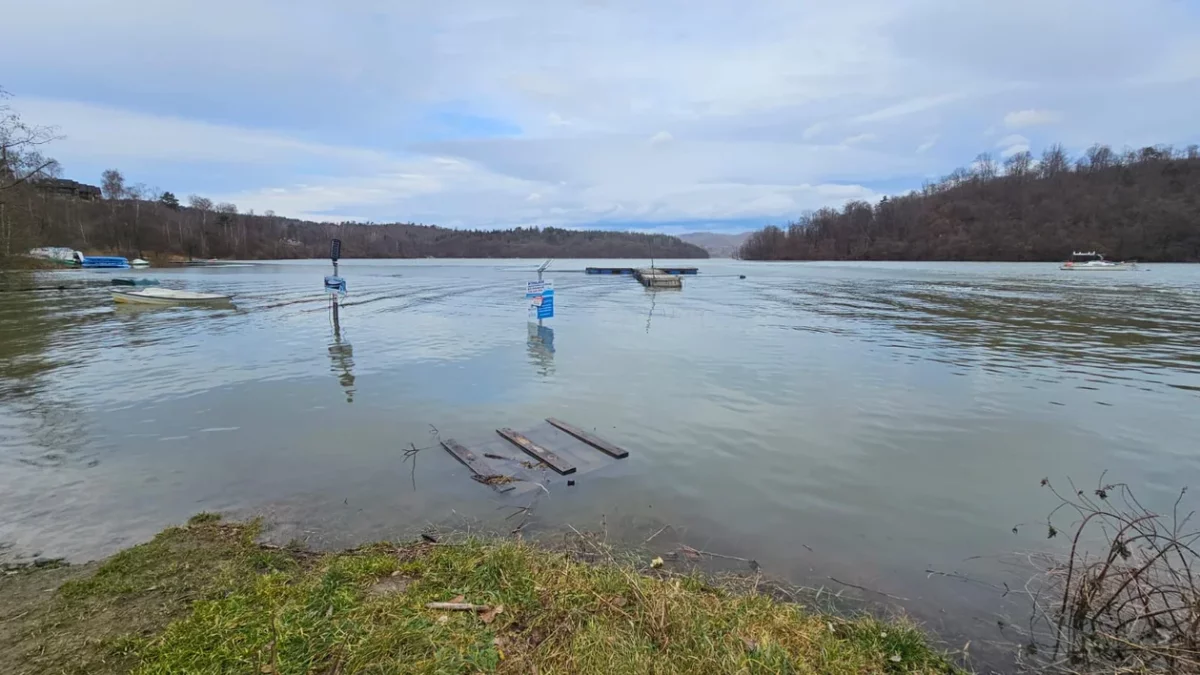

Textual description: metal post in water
[536,258,552,328]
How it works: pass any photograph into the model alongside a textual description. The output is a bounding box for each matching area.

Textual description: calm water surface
[2,259,1199,657]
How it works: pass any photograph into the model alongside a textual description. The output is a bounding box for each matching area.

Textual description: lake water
[2,259,1199,661]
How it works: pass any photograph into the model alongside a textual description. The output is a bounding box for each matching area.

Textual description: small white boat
[1060,251,1136,271]
[111,287,232,305]
[130,258,151,268]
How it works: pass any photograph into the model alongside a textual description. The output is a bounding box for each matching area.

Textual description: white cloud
[995,134,1032,158]
[842,133,878,145]
[16,97,392,169]
[4,0,1199,229]
[853,93,963,123]
[1000,143,1031,158]
[1003,109,1064,129]
[648,131,674,145]
[995,134,1030,148]
[801,122,828,141]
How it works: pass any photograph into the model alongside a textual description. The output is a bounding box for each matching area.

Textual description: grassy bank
[0,516,957,674]
[0,256,65,271]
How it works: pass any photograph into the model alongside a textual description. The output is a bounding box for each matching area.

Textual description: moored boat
[130,258,151,268]
[111,287,232,305]
[28,247,83,266]
[1060,251,1136,271]
[81,256,131,269]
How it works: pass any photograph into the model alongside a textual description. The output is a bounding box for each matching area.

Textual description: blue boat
[81,256,131,269]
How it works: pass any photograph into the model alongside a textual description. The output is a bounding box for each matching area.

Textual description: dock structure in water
[586,266,697,275]
[633,268,683,288]
[438,418,631,493]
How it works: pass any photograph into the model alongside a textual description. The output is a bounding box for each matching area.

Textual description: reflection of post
[527,323,556,376]
[645,287,657,334]
[329,295,356,403]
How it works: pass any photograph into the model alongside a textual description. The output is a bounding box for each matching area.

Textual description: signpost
[324,238,346,294]
[526,260,554,325]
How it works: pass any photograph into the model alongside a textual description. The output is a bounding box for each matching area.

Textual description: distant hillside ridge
[678,232,751,258]
[739,143,1200,262]
[5,188,709,260]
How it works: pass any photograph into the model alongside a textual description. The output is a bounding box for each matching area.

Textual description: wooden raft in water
[438,420,631,491]
[634,268,683,288]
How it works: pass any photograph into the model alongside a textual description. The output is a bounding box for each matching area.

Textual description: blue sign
[537,291,554,319]
[527,279,554,321]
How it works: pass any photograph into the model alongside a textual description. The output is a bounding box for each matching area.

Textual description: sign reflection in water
[328,296,355,403]
[527,323,555,377]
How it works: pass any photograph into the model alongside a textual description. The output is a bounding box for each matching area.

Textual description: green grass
[1,519,960,674]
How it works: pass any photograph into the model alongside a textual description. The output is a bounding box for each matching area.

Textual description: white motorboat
[111,287,232,305]
[1060,251,1136,271]
[130,258,151,268]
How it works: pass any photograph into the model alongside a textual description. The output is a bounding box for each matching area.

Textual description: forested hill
[738,144,1200,262]
[3,186,708,260]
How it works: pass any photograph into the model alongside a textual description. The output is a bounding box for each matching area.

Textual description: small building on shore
[34,178,102,201]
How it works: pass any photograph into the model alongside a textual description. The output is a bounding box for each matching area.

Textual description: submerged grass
[1,517,958,674]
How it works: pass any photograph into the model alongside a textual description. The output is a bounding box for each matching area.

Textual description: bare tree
[1,88,63,256]
[187,195,214,258]
[0,87,61,192]
[101,169,126,200]
[187,195,213,212]
[1040,144,1070,178]
[973,152,998,181]
[214,203,238,254]
[1083,144,1116,172]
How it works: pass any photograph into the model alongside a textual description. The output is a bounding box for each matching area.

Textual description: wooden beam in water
[497,428,577,475]
[440,439,516,492]
[545,418,630,459]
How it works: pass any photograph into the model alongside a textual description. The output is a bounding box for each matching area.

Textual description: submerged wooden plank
[440,439,516,492]
[497,428,577,475]
[545,418,629,459]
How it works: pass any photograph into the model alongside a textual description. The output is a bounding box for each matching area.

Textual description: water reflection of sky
[2,260,1200,667]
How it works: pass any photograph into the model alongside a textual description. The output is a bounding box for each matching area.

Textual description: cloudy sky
[5,0,1199,232]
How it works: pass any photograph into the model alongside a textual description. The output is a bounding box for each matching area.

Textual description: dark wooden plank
[545,418,629,459]
[440,439,516,492]
[497,428,576,475]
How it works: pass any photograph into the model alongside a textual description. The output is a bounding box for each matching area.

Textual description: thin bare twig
[643,525,670,545]
[827,577,909,602]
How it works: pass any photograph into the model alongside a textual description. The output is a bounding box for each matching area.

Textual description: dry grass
[1,516,958,674]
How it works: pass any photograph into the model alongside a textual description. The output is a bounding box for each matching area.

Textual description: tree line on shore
[738,143,1200,262]
[0,88,706,261]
